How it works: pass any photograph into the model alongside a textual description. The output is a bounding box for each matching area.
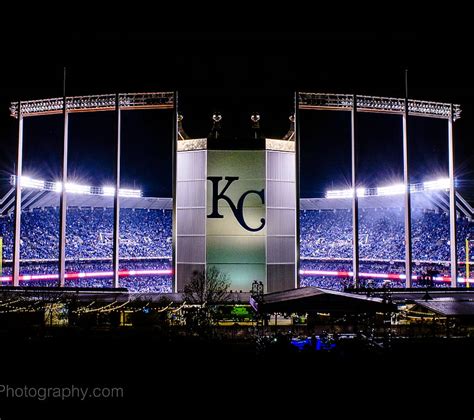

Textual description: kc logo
[207,176,265,232]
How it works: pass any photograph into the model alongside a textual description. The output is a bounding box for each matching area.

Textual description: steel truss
[299,92,461,120]
[10,92,174,118]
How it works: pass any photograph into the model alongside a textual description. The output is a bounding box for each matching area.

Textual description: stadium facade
[0,91,467,292]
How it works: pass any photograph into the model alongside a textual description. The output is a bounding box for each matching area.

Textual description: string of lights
[75,300,120,314]
[95,300,131,313]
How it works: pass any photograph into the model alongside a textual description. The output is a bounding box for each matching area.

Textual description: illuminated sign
[207,176,265,232]
[207,150,266,290]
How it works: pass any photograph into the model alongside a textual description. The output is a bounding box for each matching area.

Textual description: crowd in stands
[1,260,173,292]
[13,276,172,292]
[300,208,472,262]
[0,208,171,260]
[0,207,473,291]
[299,260,452,290]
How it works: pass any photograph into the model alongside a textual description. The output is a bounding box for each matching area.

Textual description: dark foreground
[1,328,473,419]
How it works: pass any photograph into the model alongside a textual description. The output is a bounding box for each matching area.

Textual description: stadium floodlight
[102,186,116,196]
[299,92,461,120]
[18,176,44,189]
[326,187,366,199]
[326,189,352,199]
[11,176,142,198]
[53,181,62,192]
[423,178,450,191]
[10,92,174,118]
[377,184,406,196]
[326,178,452,199]
[118,188,142,198]
[66,183,92,195]
[102,186,142,198]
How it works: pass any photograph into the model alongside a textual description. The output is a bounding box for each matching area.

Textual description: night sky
[0,32,473,199]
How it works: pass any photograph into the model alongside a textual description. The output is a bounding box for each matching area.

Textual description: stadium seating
[300,208,471,261]
[0,208,171,259]
[0,207,472,291]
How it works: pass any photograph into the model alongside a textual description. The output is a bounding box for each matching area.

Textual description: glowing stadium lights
[10,92,174,118]
[116,188,142,198]
[63,182,92,195]
[102,186,116,196]
[54,181,92,194]
[299,93,462,120]
[377,184,405,196]
[100,186,141,197]
[19,176,45,189]
[326,187,366,199]
[53,181,63,193]
[423,178,450,191]
[326,178,451,199]
[11,176,142,198]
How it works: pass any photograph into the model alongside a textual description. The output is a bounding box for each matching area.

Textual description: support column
[12,101,23,287]
[172,91,178,292]
[466,239,470,289]
[448,103,458,287]
[295,91,301,288]
[58,68,68,287]
[112,93,121,288]
[403,72,413,288]
[351,95,359,288]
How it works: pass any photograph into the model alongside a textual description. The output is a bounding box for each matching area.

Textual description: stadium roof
[302,191,474,217]
[350,288,474,303]
[1,188,472,217]
[299,92,461,121]
[10,92,174,118]
[412,300,474,317]
[0,188,172,214]
[251,287,396,314]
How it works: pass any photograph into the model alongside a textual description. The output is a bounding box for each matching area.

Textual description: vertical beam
[12,101,23,287]
[172,91,178,292]
[295,91,301,288]
[448,103,458,287]
[112,93,121,288]
[58,68,68,287]
[351,95,359,288]
[403,71,413,288]
[466,238,470,288]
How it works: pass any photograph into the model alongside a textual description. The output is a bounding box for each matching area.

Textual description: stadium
[2,86,474,419]
[6,33,474,419]
[0,90,472,296]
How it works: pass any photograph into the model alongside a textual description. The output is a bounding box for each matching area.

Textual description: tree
[183,266,230,332]
[183,266,231,306]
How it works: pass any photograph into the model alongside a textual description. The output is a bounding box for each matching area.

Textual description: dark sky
[0,31,473,198]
